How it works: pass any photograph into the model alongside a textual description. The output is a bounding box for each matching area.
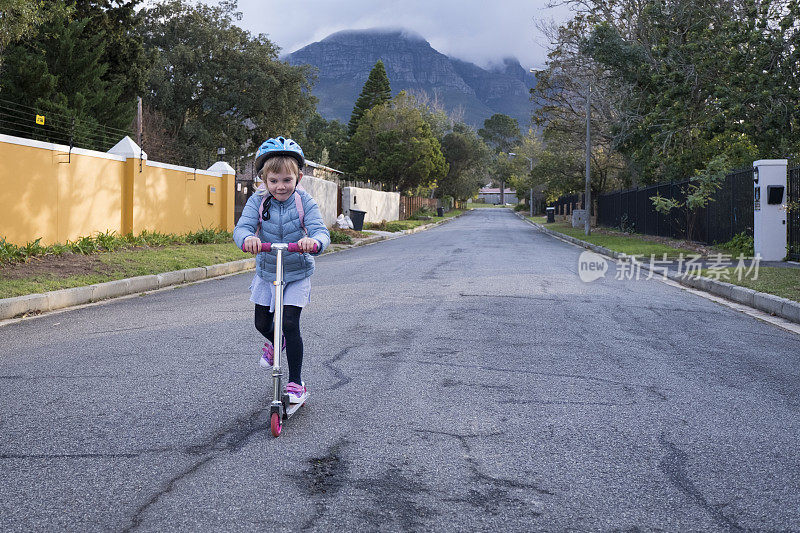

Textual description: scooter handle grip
[242,242,318,253]
[286,242,319,253]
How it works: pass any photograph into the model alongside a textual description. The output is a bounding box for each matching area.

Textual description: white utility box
[753,159,787,261]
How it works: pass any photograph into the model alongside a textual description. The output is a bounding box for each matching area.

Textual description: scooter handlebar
[242,242,318,254]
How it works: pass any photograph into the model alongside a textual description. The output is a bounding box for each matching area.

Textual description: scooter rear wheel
[270,412,282,437]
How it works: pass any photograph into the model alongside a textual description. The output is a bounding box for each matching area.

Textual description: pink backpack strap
[255,194,269,237]
[294,190,307,236]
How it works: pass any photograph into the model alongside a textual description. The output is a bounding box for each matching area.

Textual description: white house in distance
[477,185,518,204]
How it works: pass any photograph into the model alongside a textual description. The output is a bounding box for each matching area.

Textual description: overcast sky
[232,0,575,70]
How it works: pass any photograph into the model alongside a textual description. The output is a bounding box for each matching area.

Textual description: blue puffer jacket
[233,189,330,283]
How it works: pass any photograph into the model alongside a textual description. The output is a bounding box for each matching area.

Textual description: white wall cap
[146,159,221,176]
[753,159,788,167]
[207,161,235,174]
[108,136,147,159]
[304,159,344,174]
[0,133,126,161]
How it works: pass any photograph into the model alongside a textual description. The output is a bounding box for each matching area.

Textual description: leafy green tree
[439,122,491,201]
[0,0,66,54]
[347,91,447,192]
[139,0,316,165]
[478,113,520,154]
[293,112,348,169]
[651,154,730,240]
[0,6,133,145]
[506,132,544,207]
[68,0,147,111]
[347,59,391,136]
[535,0,800,185]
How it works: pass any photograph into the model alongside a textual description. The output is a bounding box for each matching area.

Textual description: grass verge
[532,219,694,258]
[365,210,462,232]
[466,203,506,208]
[0,244,249,299]
[699,267,800,303]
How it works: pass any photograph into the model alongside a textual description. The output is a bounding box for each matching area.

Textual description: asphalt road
[2,208,799,532]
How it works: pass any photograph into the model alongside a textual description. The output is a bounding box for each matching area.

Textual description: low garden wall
[299,175,338,227]
[342,186,400,223]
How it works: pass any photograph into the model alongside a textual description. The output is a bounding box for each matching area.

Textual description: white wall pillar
[753,159,788,261]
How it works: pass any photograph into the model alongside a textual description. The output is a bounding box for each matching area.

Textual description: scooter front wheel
[270,412,282,437]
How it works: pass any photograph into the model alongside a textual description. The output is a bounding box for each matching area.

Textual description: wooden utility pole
[136,96,143,147]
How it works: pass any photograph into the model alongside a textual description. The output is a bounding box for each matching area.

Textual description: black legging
[255,304,304,384]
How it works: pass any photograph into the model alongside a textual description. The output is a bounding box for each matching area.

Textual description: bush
[329,229,352,244]
[513,203,527,212]
[365,220,413,232]
[718,232,754,257]
[410,206,436,220]
[185,228,230,244]
[617,214,636,234]
[385,221,409,232]
[441,196,454,211]
[0,228,234,265]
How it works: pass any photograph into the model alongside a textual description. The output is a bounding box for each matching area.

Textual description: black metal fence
[789,165,800,261]
[551,194,582,216]
[595,168,754,244]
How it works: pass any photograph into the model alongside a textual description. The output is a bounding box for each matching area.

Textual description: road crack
[122,456,214,533]
[325,347,353,390]
[415,429,552,517]
[121,398,271,531]
[659,434,744,531]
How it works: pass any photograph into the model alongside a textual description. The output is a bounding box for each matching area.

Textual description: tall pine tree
[347,59,391,136]
[0,8,132,148]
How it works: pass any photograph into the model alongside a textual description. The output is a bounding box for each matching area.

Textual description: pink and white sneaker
[259,338,285,368]
[286,382,307,404]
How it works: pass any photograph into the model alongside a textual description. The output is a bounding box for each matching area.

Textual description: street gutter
[0,214,461,322]
[518,213,800,326]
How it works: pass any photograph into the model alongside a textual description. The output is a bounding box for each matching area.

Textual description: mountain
[285,29,536,129]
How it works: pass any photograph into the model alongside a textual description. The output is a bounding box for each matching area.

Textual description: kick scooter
[243,241,317,437]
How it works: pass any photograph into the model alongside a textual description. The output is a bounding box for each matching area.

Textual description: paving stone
[46,286,93,310]
[183,267,206,282]
[753,292,789,316]
[0,293,49,320]
[708,280,734,300]
[91,279,131,302]
[157,271,185,288]
[780,301,800,324]
[728,286,757,307]
[127,275,159,294]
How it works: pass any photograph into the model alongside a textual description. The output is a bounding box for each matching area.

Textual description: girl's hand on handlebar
[243,235,262,254]
[297,237,318,253]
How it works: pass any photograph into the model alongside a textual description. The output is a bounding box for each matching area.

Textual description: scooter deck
[284,394,307,418]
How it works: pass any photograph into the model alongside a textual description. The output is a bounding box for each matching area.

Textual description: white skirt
[249,274,311,312]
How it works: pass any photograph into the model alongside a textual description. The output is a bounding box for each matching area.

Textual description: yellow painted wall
[133,166,224,235]
[0,136,234,245]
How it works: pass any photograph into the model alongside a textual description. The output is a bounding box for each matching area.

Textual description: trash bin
[546,207,555,223]
[349,209,366,231]
[437,207,445,217]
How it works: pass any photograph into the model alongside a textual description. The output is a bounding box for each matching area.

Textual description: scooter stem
[272,246,285,400]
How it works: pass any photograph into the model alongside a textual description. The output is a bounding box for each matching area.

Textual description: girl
[233,137,330,404]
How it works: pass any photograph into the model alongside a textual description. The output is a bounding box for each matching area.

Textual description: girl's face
[264,170,300,202]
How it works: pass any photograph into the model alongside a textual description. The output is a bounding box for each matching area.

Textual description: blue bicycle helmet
[254,137,305,175]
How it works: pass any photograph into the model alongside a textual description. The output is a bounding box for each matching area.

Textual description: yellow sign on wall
[35,115,45,125]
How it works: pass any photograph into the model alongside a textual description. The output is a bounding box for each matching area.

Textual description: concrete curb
[517,213,800,325]
[0,213,462,321]
[0,258,256,321]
